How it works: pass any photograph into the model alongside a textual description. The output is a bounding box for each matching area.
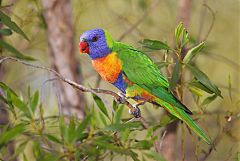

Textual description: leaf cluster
[139,22,222,105]
[0,83,171,161]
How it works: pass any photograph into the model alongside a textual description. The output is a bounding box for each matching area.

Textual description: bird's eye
[91,36,98,42]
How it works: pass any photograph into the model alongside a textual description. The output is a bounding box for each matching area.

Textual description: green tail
[155,98,211,144]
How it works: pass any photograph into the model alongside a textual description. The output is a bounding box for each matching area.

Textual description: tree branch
[0,57,140,119]
[1,56,158,155]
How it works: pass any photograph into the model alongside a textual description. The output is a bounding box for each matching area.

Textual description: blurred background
[0,0,239,161]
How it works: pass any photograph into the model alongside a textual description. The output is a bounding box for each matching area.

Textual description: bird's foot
[128,102,146,118]
[129,102,146,118]
[116,92,126,104]
[129,106,141,118]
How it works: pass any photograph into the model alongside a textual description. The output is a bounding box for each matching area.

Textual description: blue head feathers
[79,28,112,59]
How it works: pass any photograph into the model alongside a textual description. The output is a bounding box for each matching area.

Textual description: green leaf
[181,28,189,47]
[121,128,130,143]
[139,39,171,51]
[188,85,203,97]
[59,116,67,140]
[45,134,62,144]
[32,141,41,159]
[145,151,166,161]
[146,127,154,138]
[135,140,153,149]
[0,124,25,149]
[175,22,183,46]
[94,139,130,155]
[105,121,142,132]
[156,62,170,69]
[38,153,59,161]
[129,150,140,161]
[201,94,217,106]
[98,112,108,126]
[92,94,109,119]
[0,82,17,96]
[1,90,15,111]
[169,60,180,90]
[0,28,12,36]
[112,99,118,111]
[183,42,205,64]
[0,39,35,60]
[187,64,222,98]
[76,114,92,140]
[67,116,76,144]
[11,93,31,117]
[0,10,29,40]
[114,105,124,124]
[189,80,214,94]
[11,140,29,160]
[30,90,39,113]
[0,94,8,104]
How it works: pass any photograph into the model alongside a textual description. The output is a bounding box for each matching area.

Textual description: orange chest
[92,52,122,83]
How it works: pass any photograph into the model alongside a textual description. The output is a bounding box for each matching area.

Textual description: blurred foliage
[0,0,239,161]
[0,81,170,161]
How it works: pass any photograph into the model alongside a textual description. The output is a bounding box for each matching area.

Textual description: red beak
[79,41,89,54]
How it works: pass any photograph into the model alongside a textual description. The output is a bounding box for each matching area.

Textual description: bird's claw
[128,102,145,118]
[129,106,141,118]
[115,92,126,104]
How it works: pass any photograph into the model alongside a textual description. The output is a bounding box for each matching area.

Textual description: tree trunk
[177,0,192,29]
[160,0,192,161]
[41,0,85,117]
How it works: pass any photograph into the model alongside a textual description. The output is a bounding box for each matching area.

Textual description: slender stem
[0,56,150,127]
[181,122,185,161]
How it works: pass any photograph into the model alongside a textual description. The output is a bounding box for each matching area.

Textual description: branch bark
[0,57,149,126]
[41,0,85,117]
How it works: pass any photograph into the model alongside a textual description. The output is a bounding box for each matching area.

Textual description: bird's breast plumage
[92,52,122,83]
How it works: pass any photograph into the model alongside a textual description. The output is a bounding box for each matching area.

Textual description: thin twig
[181,122,185,161]
[159,130,167,150]
[201,3,216,41]
[117,0,161,41]
[0,57,138,114]
[40,77,63,115]
[197,0,208,42]
[81,156,88,161]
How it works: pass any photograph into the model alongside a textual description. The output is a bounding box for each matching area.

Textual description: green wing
[113,42,211,144]
[113,42,191,114]
[113,42,169,87]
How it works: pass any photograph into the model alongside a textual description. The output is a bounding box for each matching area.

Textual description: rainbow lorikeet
[79,29,211,144]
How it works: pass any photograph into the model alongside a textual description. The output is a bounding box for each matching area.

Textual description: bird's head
[79,28,113,59]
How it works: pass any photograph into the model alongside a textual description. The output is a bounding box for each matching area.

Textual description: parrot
[79,28,211,144]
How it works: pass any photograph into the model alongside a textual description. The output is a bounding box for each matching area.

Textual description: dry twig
[0,57,148,125]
